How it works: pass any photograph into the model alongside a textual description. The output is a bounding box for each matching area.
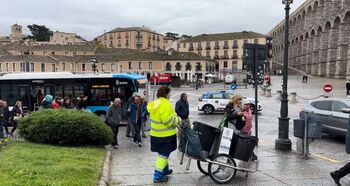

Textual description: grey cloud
[0,0,305,40]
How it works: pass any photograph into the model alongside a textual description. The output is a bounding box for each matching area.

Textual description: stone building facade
[269,0,350,78]
[178,31,267,78]
[94,26,172,52]
[49,31,87,45]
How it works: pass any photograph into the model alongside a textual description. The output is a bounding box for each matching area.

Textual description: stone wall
[269,0,350,79]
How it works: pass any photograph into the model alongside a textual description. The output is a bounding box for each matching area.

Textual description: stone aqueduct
[269,0,350,78]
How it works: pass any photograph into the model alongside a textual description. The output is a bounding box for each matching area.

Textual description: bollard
[290,92,297,102]
[277,90,282,100]
[265,88,272,97]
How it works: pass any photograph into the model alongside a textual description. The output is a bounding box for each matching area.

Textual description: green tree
[27,24,53,41]
[164,32,179,41]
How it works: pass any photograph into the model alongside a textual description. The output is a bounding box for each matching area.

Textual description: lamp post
[275,0,293,150]
[90,57,98,74]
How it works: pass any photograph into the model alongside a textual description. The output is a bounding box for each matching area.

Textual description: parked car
[299,98,350,137]
[225,75,235,84]
[198,91,262,114]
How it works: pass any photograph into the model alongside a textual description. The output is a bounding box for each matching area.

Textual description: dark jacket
[3,106,10,122]
[77,99,88,110]
[106,104,122,125]
[347,82,350,90]
[0,107,4,121]
[129,102,146,124]
[41,100,52,109]
[225,103,245,129]
[175,99,189,120]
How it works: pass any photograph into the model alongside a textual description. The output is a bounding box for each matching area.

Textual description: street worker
[105,98,122,149]
[175,93,190,140]
[147,86,180,183]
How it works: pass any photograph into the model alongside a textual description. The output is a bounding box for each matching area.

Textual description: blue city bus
[0,72,147,122]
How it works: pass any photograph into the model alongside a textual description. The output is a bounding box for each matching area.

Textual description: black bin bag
[179,125,206,161]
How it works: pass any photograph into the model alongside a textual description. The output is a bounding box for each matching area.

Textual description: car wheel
[203,105,214,114]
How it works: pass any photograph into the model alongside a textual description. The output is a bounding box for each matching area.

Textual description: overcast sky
[0,0,305,40]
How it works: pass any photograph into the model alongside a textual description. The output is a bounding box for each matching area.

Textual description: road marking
[310,153,340,164]
[258,139,341,164]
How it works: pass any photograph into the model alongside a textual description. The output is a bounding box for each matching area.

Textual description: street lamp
[89,57,98,74]
[275,0,293,150]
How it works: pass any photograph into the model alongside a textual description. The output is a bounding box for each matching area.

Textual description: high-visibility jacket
[147,97,179,137]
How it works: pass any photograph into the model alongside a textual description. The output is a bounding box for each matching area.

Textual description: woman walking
[147,86,180,183]
[9,100,24,137]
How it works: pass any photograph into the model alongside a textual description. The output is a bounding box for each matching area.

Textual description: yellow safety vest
[147,97,179,137]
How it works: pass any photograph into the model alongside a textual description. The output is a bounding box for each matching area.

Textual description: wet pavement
[109,75,350,185]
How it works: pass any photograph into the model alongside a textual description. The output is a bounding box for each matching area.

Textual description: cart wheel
[197,160,209,175]
[208,154,237,184]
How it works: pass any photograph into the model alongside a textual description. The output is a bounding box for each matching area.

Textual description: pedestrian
[105,98,122,149]
[41,95,53,109]
[140,95,148,138]
[128,95,145,146]
[240,99,257,161]
[77,95,88,110]
[9,100,24,137]
[147,86,180,183]
[2,101,10,137]
[0,100,5,143]
[126,92,137,138]
[175,93,190,140]
[225,94,245,133]
[346,80,350,96]
[62,97,73,109]
[330,163,350,186]
[51,96,62,109]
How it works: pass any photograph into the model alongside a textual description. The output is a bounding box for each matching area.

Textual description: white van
[224,75,234,84]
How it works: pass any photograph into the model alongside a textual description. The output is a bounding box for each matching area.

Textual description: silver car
[300,98,350,137]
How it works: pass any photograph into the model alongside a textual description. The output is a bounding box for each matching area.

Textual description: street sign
[324,84,333,92]
[231,84,237,91]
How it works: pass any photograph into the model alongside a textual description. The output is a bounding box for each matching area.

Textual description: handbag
[13,115,22,122]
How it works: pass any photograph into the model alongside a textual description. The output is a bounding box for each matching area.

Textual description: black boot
[330,172,341,186]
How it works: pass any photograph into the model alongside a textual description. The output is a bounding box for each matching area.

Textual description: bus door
[44,85,55,96]
[18,85,31,111]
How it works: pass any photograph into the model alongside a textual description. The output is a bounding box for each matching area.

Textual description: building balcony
[214,46,220,50]
[125,35,129,39]
[136,35,142,38]
[232,45,239,49]
[197,47,203,51]
[232,55,238,59]
[205,46,211,50]
[117,36,121,39]
[222,55,229,59]
[188,47,194,51]
[214,55,220,59]
[223,45,229,49]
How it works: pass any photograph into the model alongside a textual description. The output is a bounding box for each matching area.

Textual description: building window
[13,63,16,72]
[129,62,132,70]
[215,51,219,59]
[102,64,105,71]
[165,62,171,71]
[224,50,228,58]
[41,63,45,72]
[206,51,210,57]
[62,63,66,71]
[70,63,74,71]
[73,52,76,56]
[82,64,86,72]
[111,64,116,71]
[51,52,55,55]
[139,62,142,70]
[52,64,56,72]
[254,39,259,44]
[149,62,153,70]
[65,52,68,56]
[224,61,228,68]
[44,52,47,56]
[243,39,248,44]
[0,64,2,71]
[126,40,129,47]
[30,63,34,72]
[198,51,202,56]
[183,43,186,48]
[6,63,9,72]
[224,41,229,49]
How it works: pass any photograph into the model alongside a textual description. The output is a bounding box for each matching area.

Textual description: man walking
[330,163,350,186]
[346,80,350,96]
[106,98,122,149]
[175,93,190,128]
[126,93,137,137]
[128,95,145,147]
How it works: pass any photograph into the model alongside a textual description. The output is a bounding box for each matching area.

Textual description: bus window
[90,88,111,106]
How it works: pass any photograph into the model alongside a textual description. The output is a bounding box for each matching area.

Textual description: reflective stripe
[164,117,174,125]
[150,119,162,124]
[158,154,168,159]
[151,125,176,132]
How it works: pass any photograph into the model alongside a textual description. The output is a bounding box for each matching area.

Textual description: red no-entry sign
[324,84,333,92]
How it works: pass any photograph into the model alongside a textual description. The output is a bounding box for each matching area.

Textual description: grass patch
[0,141,106,186]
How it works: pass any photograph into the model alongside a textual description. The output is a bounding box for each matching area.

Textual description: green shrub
[18,109,113,146]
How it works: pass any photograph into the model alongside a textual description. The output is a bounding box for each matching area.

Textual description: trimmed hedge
[18,109,113,146]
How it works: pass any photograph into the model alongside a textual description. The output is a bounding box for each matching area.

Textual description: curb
[98,149,112,186]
